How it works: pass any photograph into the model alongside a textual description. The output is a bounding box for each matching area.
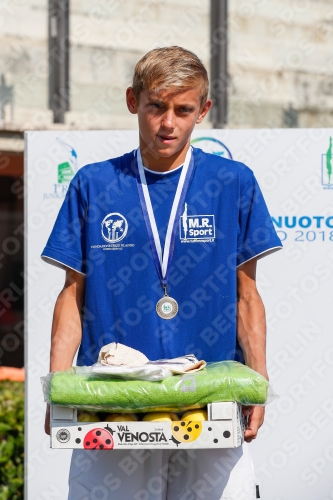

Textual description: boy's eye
[148,103,194,113]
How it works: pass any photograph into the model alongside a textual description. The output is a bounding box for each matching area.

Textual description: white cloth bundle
[94,343,206,381]
[98,342,149,366]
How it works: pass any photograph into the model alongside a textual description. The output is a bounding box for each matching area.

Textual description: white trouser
[68,444,256,500]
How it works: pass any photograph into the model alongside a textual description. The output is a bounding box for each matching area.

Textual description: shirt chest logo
[180,204,215,243]
[101,212,128,243]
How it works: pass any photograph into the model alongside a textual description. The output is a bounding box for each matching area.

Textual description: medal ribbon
[135,147,195,289]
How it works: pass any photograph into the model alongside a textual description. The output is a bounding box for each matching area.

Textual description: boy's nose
[161,110,176,129]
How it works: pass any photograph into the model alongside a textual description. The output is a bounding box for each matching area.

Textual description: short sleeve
[237,171,282,267]
[41,181,86,274]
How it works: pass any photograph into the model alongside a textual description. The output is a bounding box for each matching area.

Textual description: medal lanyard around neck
[135,147,194,291]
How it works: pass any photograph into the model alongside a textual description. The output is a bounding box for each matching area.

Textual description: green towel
[48,361,268,412]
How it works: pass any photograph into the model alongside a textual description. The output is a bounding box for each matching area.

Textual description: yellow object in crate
[181,409,208,421]
[142,412,178,422]
[105,413,137,422]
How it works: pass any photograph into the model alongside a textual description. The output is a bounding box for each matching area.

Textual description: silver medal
[156,295,179,320]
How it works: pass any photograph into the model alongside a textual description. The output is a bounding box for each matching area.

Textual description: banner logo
[180,203,215,242]
[101,213,128,243]
[43,137,78,199]
[56,138,78,184]
[321,136,333,189]
[191,136,233,159]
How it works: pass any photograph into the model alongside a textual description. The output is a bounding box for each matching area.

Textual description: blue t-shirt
[42,147,282,365]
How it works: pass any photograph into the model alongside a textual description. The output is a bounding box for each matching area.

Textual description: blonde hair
[132,46,209,108]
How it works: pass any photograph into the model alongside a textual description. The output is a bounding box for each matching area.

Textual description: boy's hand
[45,404,50,435]
[242,406,265,442]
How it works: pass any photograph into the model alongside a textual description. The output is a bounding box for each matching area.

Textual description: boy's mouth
[158,135,176,144]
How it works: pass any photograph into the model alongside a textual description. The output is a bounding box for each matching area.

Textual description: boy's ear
[196,99,213,124]
[126,87,138,114]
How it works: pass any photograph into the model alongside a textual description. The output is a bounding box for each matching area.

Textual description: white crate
[50,402,245,450]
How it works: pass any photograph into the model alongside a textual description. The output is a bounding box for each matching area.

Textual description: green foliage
[0,382,24,499]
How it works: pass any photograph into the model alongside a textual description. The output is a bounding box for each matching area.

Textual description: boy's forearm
[50,271,85,372]
[237,291,268,380]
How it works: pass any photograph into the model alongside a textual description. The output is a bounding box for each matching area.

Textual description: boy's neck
[139,137,190,173]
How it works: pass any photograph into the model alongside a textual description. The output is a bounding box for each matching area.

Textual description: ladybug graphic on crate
[170,420,203,445]
[83,425,114,450]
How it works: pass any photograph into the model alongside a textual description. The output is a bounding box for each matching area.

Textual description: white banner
[25,129,333,500]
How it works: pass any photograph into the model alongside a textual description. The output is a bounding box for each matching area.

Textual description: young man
[42,46,282,500]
